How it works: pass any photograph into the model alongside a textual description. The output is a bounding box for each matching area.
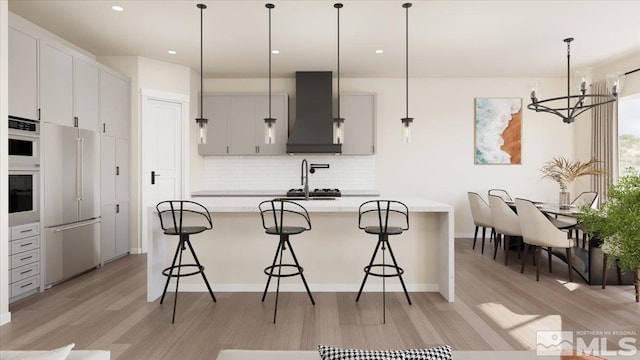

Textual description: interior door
[141,96,183,252]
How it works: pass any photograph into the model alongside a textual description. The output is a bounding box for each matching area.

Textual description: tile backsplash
[202,155,375,191]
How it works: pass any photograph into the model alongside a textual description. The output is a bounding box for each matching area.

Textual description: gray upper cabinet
[74,58,100,132]
[101,68,130,139]
[8,27,38,121]
[40,39,101,131]
[39,40,74,127]
[198,93,288,156]
[340,92,376,155]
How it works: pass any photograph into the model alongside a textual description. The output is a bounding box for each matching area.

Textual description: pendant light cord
[198,4,205,120]
[336,3,341,118]
[268,4,272,119]
[404,3,410,119]
[566,39,571,121]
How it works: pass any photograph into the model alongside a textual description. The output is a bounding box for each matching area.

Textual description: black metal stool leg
[285,238,315,305]
[160,237,183,305]
[385,238,412,305]
[171,236,185,324]
[382,240,386,324]
[273,237,285,324]
[184,238,216,302]
[356,238,383,302]
[262,238,283,302]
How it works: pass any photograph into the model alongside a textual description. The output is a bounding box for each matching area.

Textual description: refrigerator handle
[79,138,84,200]
[76,138,82,200]
[51,218,102,232]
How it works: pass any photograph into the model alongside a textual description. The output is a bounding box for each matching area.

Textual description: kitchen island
[147,197,454,302]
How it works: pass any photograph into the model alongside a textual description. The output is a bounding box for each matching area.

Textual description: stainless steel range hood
[286,71,342,154]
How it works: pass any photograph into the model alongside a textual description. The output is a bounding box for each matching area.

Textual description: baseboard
[166,282,439,293]
[0,311,11,326]
[455,233,475,239]
[130,248,144,254]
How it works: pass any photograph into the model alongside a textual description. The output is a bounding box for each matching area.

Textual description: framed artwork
[474,97,522,164]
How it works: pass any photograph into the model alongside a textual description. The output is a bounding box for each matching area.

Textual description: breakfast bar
[147,197,455,303]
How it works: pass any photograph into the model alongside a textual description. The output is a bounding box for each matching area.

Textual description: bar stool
[355,200,411,323]
[258,199,315,323]
[156,200,216,323]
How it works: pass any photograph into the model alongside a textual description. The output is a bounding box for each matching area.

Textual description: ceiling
[8,0,640,79]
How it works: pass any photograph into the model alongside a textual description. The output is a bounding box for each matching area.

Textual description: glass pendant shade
[401,118,412,144]
[606,72,624,95]
[574,68,593,93]
[529,79,542,101]
[333,118,344,145]
[196,118,207,145]
[264,118,276,144]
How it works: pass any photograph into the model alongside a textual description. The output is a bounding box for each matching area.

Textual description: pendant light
[264,3,277,144]
[332,3,345,145]
[401,3,413,144]
[528,38,621,124]
[195,3,208,145]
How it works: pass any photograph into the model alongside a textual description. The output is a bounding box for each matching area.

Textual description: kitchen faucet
[300,159,330,200]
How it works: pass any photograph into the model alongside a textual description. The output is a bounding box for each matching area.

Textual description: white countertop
[191,190,381,197]
[189,196,453,213]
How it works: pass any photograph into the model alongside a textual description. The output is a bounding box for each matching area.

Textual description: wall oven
[9,117,40,167]
[8,117,41,226]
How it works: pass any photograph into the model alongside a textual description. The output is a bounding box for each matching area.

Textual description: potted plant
[579,168,640,302]
[540,157,606,209]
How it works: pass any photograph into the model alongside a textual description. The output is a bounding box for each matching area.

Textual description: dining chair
[515,198,576,282]
[467,192,494,254]
[552,191,598,247]
[488,195,522,265]
[488,189,513,202]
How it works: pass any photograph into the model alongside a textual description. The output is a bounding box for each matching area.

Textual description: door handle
[151,171,160,185]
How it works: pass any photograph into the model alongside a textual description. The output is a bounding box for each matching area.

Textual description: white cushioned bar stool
[258,199,315,323]
[156,200,216,323]
[355,200,411,324]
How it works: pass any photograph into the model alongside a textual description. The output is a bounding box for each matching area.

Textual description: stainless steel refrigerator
[43,123,101,287]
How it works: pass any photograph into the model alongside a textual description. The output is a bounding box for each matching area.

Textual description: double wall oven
[9,117,41,226]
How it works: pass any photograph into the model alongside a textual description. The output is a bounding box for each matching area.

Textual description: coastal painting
[474,97,522,164]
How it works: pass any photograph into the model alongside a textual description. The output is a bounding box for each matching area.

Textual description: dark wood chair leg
[535,246,541,281]
[548,247,553,273]
[481,227,486,254]
[602,253,608,289]
[493,233,501,260]
[521,243,529,273]
[566,247,573,283]
[472,226,478,250]
[504,235,511,266]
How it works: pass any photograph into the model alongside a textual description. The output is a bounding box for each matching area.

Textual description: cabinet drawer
[10,275,40,298]
[11,262,40,283]
[11,236,40,255]
[11,223,40,240]
[10,249,40,269]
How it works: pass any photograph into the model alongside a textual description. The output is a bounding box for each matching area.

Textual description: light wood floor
[1,239,638,359]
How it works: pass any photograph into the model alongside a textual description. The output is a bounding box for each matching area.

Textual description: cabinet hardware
[116,204,120,213]
[151,171,159,185]
[20,242,33,247]
[20,229,33,233]
[103,123,106,133]
[37,108,41,120]
[19,269,33,275]
[20,282,33,289]
[20,256,33,261]
[74,116,79,127]
[116,166,120,176]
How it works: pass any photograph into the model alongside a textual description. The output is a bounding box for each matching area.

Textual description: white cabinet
[40,39,101,131]
[101,68,130,139]
[8,27,38,120]
[198,93,288,155]
[340,93,376,155]
[101,135,130,262]
[9,222,41,302]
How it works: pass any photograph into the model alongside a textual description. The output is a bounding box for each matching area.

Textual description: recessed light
[272,50,280,55]
[168,50,177,55]
[375,49,384,54]
[111,5,124,12]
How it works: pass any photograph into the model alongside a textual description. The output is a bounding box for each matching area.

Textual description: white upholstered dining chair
[515,198,577,282]
[467,192,494,254]
[488,195,521,265]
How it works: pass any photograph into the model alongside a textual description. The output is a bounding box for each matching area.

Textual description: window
[618,94,640,176]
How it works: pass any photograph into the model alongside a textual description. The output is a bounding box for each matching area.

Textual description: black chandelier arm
[528,94,616,123]
[529,94,616,112]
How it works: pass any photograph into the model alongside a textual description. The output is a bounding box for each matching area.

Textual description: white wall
[1,0,11,325]
[194,76,572,236]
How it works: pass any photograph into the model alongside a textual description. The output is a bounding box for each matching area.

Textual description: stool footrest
[162,264,205,278]
[363,264,404,278]
[264,264,304,278]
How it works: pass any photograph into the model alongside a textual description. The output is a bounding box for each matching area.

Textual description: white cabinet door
[340,93,376,155]
[115,202,129,257]
[40,41,74,127]
[116,138,129,202]
[229,95,257,155]
[101,69,130,139]
[198,95,230,155]
[255,94,287,155]
[74,58,100,132]
[101,135,116,204]
[8,27,38,121]
[101,204,116,262]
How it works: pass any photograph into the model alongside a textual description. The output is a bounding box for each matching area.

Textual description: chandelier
[527,37,622,124]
